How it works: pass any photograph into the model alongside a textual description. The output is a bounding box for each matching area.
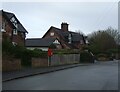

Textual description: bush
[96,53,112,61]
[53,49,80,55]
[32,49,47,58]
[20,49,33,66]
[49,44,56,49]
[80,51,94,63]
[2,40,47,67]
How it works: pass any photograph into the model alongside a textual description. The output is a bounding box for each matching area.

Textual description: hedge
[80,51,94,63]
[2,40,47,66]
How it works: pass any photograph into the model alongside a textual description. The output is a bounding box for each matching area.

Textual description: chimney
[61,22,69,31]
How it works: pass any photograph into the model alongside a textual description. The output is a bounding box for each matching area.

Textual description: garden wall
[32,58,48,67]
[2,58,21,71]
[51,54,80,66]
[32,54,80,67]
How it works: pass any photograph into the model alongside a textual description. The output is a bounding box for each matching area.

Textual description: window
[1,29,6,32]
[1,21,6,32]
[50,32,54,36]
[13,29,17,35]
[11,17,16,22]
[68,34,72,44]
[10,17,18,28]
[53,39,60,44]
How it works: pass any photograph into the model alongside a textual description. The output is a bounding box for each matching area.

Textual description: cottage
[0,10,28,46]
[42,22,86,49]
[25,22,86,50]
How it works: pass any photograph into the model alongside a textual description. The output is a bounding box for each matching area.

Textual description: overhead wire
[88,2,117,34]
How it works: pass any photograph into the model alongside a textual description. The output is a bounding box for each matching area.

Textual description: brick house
[42,22,86,49]
[25,22,86,50]
[0,10,28,46]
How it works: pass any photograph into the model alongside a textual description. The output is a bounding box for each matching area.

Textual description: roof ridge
[26,37,56,40]
[51,26,61,30]
[2,10,28,33]
[3,11,14,15]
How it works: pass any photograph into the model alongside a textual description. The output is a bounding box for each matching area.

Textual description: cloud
[2,2,118,38]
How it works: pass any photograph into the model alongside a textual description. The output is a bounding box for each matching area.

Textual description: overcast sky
[2,1,118,38]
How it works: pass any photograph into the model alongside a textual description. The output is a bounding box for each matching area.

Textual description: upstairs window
[1,20,6,32]
[10,17,18,28]
[13,29,17,35]
[11,17,18,35]
[68,34,72,44]
[50,32,54,36]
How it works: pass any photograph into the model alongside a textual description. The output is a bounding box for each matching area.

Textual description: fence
[32,54,80,67]
[50,54,80,66]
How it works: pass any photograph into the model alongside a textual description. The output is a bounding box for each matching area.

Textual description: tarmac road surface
[3,61,118,90]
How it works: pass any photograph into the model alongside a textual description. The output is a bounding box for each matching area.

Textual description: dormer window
[50,32,54,36]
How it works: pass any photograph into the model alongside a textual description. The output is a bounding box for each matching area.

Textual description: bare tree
[75,30,85,36]
[87,28,117,54]
[105,27,120,45]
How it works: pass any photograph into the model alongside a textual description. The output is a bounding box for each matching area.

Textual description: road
[3,61,118,90]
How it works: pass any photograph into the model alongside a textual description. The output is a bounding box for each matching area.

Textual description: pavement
[2,63,88,82]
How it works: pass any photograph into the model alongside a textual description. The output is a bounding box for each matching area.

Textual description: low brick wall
[2,58,21,72]
[32,58,48,67]
[32,54,80,67]
[51,54,80,66]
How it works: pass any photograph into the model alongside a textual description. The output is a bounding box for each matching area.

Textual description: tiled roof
[25,38,56,47]
[0,10,28,33]
[51,26,84,42]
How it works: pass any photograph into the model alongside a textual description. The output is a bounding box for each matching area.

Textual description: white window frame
[13,29,18,35]
[50,32,54,36]
[68,34,72,44]
[1,21,6,32]
[1,29,6,32]
[10,17,18,28]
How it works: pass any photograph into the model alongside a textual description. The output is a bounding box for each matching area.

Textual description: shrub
[96,53,112,61]
[53,49,80,55]
[80,51,94,63]
[2,40,47,67]
[32,49,47,58]
[20,49,33,66]
[49,44,56,49]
